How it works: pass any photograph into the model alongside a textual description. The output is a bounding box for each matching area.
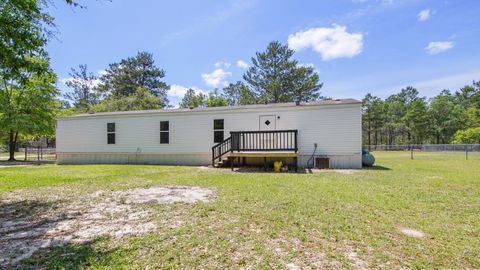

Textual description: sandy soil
[0,185,215,267]
[398,227,426,238]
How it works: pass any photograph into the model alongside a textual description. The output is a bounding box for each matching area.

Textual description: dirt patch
[398,227,425,238]
[310,169,359,175]
[116,185,215,204]
[0,185,215,267]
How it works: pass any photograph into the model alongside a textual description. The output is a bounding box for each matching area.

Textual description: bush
[451,127,480,144]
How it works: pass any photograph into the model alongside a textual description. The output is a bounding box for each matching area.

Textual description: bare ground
[0,185,215,267]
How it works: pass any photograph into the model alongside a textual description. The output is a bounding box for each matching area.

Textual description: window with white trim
[213,119,224,143]
[107,123,116,144]
[160,121,169,144]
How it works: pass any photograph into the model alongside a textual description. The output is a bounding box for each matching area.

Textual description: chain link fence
[365,144,480,160]
[0,139,56,162]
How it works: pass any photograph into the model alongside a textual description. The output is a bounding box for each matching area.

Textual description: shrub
[451,127,480,144]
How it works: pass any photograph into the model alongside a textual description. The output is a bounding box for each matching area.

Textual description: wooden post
[410,145,413,160]
[24,146,27,161]
[465,145,468,160]
[295,156,298,172]
[37,146,40,161]
[40,146,43,160]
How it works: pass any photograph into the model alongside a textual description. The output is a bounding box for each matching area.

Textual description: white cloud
[236,60,249,69]
[169,84,208,97]
[97,69,107,76]
[214,61,231,68]
[417,9,431,21]
[288,25,363,61]
[59,77,101,87]
[298,63,315,68]
[425,41,454,55]
[201,68,232,88]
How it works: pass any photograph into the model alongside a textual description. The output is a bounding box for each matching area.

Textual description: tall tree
[179,89,206,108]
[91,87,164,112]
[64,64,99,110]
[1,0,80,160]
[289,65,322,102]
[223,81,257,106]
[98,51,170,106]
[204,90,229,107]
[428,91,464,143]
[462,106,480,128]
[404,99,430,144]
[1,0,81,81]
[455,81,480,109]
[362,93,385,145]
[243,41,322,103]
[0,57,58,160]
[1,0,52,81]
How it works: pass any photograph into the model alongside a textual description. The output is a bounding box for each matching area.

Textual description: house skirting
[56,152,361,169]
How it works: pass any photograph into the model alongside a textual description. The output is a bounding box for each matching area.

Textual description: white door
[259,115,276,149]
[259,115,276,131]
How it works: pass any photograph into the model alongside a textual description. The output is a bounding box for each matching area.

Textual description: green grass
[1,152,479,269]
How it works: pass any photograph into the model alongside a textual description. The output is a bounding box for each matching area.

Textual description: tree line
[362,83,480,145]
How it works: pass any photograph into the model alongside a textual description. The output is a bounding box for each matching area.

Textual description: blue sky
[47,0,480,106]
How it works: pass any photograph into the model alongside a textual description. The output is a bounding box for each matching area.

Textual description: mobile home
[56,99,362,169]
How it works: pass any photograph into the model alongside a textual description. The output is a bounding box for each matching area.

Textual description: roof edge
[58,98,361,120]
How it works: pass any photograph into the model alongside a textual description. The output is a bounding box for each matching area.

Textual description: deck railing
[212,137,231,165]
[212,130,298,166]
[230,130,298,152]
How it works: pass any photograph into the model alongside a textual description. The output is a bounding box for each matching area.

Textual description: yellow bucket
[273,161,283,172]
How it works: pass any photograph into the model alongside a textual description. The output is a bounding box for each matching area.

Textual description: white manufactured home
[56,99,362,169]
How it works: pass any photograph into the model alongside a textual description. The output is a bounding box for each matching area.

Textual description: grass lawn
[0,152,479,269]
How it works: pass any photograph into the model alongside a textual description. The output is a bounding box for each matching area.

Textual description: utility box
[315,157,330,169]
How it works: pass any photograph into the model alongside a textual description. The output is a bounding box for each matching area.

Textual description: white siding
[56,104,362,168]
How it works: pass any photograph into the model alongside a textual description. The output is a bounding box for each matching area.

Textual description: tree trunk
[368,119,372,147]
[8,129,16,161]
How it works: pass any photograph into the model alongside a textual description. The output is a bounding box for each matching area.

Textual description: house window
[213,119,224,143]
[160,121,169,144]
[107,123,115,144]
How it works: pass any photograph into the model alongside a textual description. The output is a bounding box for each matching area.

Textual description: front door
[259,115,276,131]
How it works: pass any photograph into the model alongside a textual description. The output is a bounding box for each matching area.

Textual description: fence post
[25,146,27,161]
[465,145,468,160]
[410,144,413,160]
[37,146,40,161]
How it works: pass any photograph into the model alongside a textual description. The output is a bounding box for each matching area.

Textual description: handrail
[212,137,232,166]
[230,129,298,152]
[211,129,298,166]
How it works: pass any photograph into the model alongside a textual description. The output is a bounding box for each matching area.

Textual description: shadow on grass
[0,160,55,166]
[363,165,391,170]
[14,237,124,270]
[0,199,75,268]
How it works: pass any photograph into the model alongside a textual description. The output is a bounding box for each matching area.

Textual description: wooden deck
[212,130,299,172]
